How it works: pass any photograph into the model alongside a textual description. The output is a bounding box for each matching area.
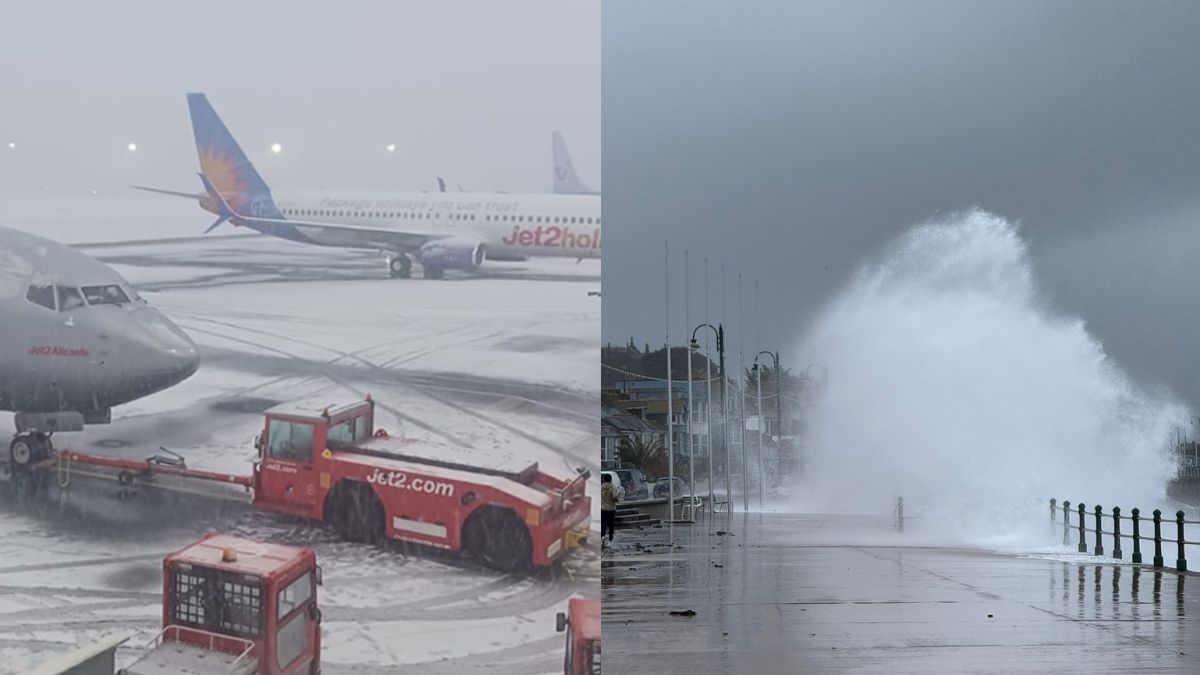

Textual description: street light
[691,323,724,513]
[752,350,778,509]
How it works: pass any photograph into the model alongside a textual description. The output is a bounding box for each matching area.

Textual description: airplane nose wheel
[387,254,412,279]
[10,432,51,467]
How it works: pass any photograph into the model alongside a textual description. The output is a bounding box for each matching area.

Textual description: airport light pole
[691,322,723,512]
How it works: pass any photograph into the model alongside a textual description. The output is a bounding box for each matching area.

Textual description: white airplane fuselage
[245,190,601,260]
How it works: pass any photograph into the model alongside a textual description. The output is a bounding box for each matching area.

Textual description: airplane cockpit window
[25,284,55,311]
[56,285,86,311]
[81,285,132,306]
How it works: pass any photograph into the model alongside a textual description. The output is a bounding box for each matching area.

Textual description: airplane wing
[197,173,442,253]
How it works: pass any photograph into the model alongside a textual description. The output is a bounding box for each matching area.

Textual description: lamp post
[738,273,747,513]
[691,323,723,512]
[753,350,775,509]
[684,250,694,521]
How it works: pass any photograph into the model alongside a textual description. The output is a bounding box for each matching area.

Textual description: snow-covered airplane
[0,226,199,466]
[136,94,600,279]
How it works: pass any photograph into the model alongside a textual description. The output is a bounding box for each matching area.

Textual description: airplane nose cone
[164,330,201,382]
[154,317,201,385]
[122,307,201,389]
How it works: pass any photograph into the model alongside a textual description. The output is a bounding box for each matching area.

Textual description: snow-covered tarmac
[0,195,600,674]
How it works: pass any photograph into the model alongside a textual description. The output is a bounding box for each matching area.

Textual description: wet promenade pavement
[601,512,1200,673]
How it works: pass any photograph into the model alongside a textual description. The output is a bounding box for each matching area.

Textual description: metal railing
[1050,498,1200,571]
[131,624,257,670]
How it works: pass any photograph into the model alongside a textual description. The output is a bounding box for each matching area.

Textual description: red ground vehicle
[120,533,321,675]
[556,598,600,675]
[31,396,592,571]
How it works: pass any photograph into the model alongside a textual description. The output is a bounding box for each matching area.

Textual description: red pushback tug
[120,533,321,675]
[556,597,600,675]
[25,396,592,571]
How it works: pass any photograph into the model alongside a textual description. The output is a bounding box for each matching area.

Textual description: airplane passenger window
[25,284,55,311]
[57,286,86,311]
[82,285,131,306]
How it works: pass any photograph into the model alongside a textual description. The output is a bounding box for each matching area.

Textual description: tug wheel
[462,506,533,573]
[326,481,386,545]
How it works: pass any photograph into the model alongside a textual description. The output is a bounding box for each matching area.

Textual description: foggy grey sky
[0,0,598,195]
[603,1,1200,407]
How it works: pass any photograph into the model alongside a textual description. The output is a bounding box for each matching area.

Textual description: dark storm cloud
[0,0,598,195]
[602,0,1200,406]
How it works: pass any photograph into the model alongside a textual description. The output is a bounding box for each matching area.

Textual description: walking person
[601,472,619,548]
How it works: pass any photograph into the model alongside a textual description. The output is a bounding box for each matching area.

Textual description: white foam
[785,209,1188,547]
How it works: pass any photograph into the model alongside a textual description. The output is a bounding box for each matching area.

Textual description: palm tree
[618,435,663,475]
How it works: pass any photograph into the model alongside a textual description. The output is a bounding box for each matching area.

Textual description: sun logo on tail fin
[197,146,250,214]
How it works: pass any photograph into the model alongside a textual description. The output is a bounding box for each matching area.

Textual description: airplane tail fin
[437,177,447,193]
[196,173,236,233]
[186,93,282,219]
[552,130,595,195]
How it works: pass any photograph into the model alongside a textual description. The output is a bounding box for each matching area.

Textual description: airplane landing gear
[387,254,413,279]
[10,432,52,467]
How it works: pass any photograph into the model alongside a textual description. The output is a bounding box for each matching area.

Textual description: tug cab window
[276,571,314,669]
[267,420,314,463]
[326,420,354,447]
[57,286,86,311]
[26,284,55,311]
[328,415,370,447]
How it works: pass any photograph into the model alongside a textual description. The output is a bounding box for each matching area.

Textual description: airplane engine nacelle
[417,239,486,271]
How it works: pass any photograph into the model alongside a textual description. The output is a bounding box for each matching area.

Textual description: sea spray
[788,209,1187,547]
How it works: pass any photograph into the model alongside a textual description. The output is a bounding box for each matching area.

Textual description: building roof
[602,405,662,434]
[620,399,688,416]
